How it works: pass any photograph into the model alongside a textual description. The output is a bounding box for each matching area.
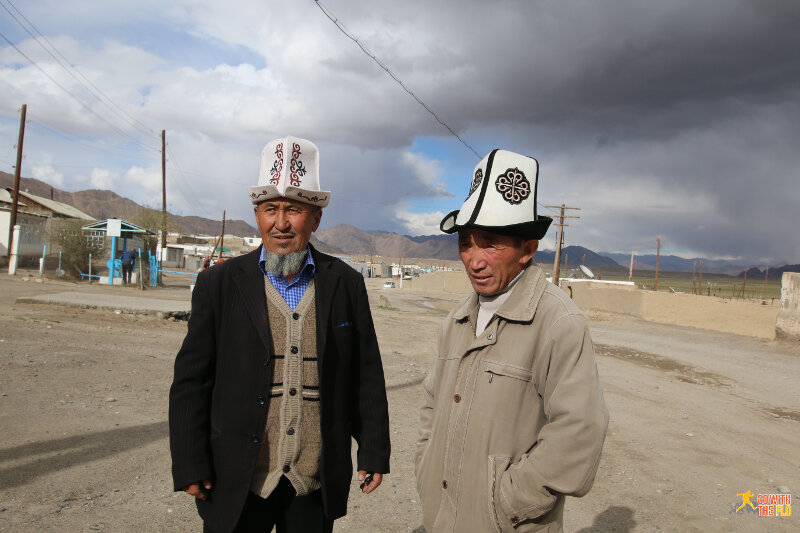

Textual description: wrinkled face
[458,228,538,296]
[254,198,322,255]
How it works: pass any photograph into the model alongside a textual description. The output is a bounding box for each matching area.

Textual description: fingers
[359,472,383,494]
[183,480,213,501]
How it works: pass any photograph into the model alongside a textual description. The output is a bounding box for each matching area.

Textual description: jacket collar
[452,262,548,324]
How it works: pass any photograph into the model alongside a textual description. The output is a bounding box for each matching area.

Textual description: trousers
[204,477,333,533]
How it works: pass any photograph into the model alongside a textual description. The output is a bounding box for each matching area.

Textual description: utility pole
[219,210,226,259]
[654,235,661,291]
[741,267,748,298]
[699,260,703,295]
[8,104,27,257]
[763,267,769,300]
[161,130,167,251]
[545,204,581,286]
[629,252,635,281]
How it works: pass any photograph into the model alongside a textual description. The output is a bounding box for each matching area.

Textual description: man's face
[458,228,538,296]
[254,198,322,255]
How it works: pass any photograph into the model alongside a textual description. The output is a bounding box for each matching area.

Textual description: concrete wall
[564,281,644,317]
[564,280,780,339]
[642,291,779,339]
[405,271,787,340]
[776,272,800,340]
[403,270,472,294]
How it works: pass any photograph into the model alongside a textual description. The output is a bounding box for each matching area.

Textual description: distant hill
[738,265,800,280]
[4,171,794,271]
[0,171,258,238]
[601,251,752,275]
[315,224,461,261]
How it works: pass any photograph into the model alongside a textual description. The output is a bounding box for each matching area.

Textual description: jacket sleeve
[351,277,392,474]
[168,270,217,491]
[415,319,444,476]
[414,367,436,476]
[496,313,609,528]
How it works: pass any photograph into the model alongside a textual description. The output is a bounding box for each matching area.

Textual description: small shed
[81,219,155,259]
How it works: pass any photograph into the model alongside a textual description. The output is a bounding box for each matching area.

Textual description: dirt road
[0,273,797,532]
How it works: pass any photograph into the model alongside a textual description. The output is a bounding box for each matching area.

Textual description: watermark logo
[733,490,791,517]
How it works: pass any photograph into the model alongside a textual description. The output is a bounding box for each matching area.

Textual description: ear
[520,239,539,265]
[311,208,323,232]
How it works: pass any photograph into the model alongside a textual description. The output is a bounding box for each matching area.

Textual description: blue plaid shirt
[258,245,316,311]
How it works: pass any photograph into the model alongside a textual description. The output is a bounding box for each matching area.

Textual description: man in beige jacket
[415,149,608,533]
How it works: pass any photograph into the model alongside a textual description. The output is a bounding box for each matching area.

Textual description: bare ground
[0,273,798,532]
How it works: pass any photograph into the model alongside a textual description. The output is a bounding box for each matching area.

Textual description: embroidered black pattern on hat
[495,167,531,205]
[468,168,483,198]
[270,143,284,185]
[289,142,306,186]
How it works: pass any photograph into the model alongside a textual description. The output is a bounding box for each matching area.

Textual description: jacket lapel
[233,248,272,351]
[310,245,339,369]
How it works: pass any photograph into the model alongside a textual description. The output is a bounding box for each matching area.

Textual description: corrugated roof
[4,188,94,220]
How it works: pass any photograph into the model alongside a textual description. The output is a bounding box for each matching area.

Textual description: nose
[465,246,487,271]
[274,209,291,232]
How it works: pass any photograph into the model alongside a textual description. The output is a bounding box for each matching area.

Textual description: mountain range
[3,171,797,276]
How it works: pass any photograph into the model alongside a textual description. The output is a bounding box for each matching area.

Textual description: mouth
[469,272,492,285]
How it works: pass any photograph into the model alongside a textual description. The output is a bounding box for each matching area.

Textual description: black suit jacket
[169,245,391,533]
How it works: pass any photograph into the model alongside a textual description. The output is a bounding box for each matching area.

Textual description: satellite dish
[580,265,595,279]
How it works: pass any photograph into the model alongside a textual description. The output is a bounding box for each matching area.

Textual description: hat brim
[249,185,330,207]
[440,210,552,240]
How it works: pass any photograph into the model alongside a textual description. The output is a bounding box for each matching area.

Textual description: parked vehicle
[383,281,396,288]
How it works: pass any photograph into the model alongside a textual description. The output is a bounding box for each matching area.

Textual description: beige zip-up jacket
[415,264,608,532]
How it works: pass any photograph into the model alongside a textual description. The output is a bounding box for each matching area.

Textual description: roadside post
[7,224,20,275]
[39,245,46,277]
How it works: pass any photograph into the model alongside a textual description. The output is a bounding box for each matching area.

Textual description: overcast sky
[1,0,798,264]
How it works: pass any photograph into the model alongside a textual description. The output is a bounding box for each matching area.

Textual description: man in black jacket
[169,136,391,533]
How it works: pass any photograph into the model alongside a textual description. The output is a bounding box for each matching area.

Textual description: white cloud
[400,152,451,197]
[89,168,118,189]
[394,208,446,236]
[30,164,65,188]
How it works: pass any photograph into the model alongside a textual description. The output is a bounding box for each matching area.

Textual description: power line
[0,0,156,140]
[0,29,159,153]
[314,0,480,159]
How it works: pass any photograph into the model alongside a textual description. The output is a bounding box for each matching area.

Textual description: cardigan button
[286,427,295,435]
[291,346,299,354]
[289,387,297,396]
[510,516,520,525]
[251,434,259,444]
[292,312,300,320]
[258,396,265,406]
[283,465,290,473]
[453,394,461,403]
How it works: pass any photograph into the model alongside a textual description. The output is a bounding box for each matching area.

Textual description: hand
[183,480,213,501]
[358,470,383,494]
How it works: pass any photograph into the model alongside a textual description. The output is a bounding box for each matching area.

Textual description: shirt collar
[258,244,316,281]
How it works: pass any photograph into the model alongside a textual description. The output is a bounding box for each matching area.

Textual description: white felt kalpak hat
[248,136,331,207]
[440,149,552,239]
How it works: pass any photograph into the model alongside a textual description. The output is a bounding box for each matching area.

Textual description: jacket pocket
[483,360,534,384]
[488,455,511,533]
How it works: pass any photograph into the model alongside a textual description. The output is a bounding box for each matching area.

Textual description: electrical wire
[314,0,480,159]
[0,0,156,140]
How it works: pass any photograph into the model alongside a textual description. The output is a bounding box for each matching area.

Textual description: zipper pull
[488,371,494,383]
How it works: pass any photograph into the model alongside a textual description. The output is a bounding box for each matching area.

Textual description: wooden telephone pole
[8,104,27,257]
[545,204,581,286]
[654,235,661,291]
[161,130,167,251]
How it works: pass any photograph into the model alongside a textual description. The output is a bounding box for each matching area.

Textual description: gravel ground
[0,272,798,532]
